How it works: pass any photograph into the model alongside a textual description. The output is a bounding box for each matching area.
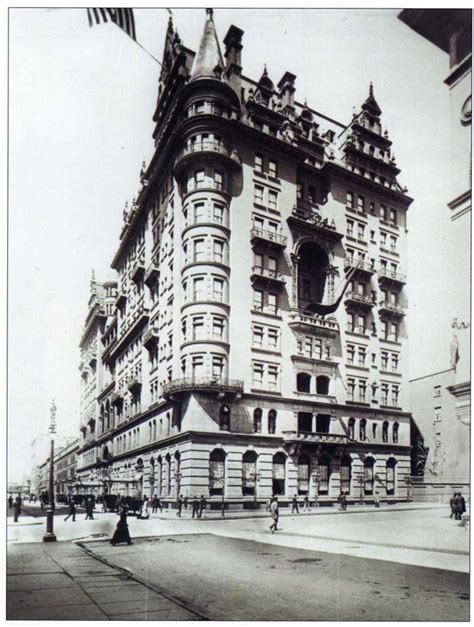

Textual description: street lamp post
[43,400,57,542]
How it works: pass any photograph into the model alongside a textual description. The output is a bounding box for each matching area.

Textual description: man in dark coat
[183,496,188,511]
[192,496,199,518]
[85,498,94,520]
[176,494,183,517]
[449,493,457,519]
[13,497,21,523]
[198,495,207,518]
[8,495,13,509]
[111,506,132,545]
[291,494,299,514]
[64,500,76,522]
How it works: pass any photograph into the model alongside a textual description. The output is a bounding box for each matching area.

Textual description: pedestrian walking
[176,494,183,517]
[13,497,21,523]
[337,491,347,511]
[192,496,199,518]
[449,492,457,519]
[199,495,207,518]
[269,497,279,534]
[374,493,381,508]
[64,500,76,522]
[454,493,466,521]
[266,497,272,512]
[303,495,311,511]
[111,506,132,546]
[183,496,188,511]
[459,493,467,518]
[85,497,94,520]
[291,494,299,514]
[8,495,13,509]
[150,495,158,513]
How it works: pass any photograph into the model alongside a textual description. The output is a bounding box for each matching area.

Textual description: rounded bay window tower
[173,9,242,390]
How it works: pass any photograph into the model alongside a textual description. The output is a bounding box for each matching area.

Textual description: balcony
[174,140,241,177]
[378,268,406,287]
[344,292,374,310]
[250,227,287,250]
[143,327,159,350]
[343,259,375,279]
[250,266,285,288]
[288,206,343,241]
[282,431,349,445]
[127,376,142,395]
[131,261,145,285]
[163,377,244,401]
[288,310,339,337]
[144,263,159,289]
[115,292,127,310]
[379,301,406,318]
[111,391,124,407]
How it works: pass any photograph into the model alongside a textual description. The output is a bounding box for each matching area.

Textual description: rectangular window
[381,383,389,406]
[358,346,366,366]
[192,355,205,378]
[391,385,399,407]
[211,356,224,380]
[252,363,264,387]
[194,238,205,261]
[214,171,223,190]
[268,190,278,211]
[381,351,388,370]
[268,159,277,178]
[213,277,224,301]
[389,209,397,225]
[192,316,205,340]
[348,378,356,402]
[315,338,323,360]
[346,220,354,237]
[268,293,277,314]
[380,231,387,248]
[253,325,264,347]
[255,153,264,173]
[380,204,387,221]
[194,202,205,222]
[358,223,365,240]
[358,380,367,403]
[267,327,279,350]
[357,195,365,212]
[213,239,224,263]
[357,315,366,334]
[195,170,205,189]
[347,344,355,364]
[346,191,354,208]
[213,203,224,224]
[297,182,303,199]
[193,277,205,300]
[268,365,279,390]
[391,353,399,372]
[390,235,397,252]
[212,316,225,340]
[434,385,441,397]
[254,185,264,205]
[253,289,264,311]
[390,322,398,342]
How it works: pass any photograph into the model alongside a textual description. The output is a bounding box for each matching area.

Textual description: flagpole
[111,22,162,66]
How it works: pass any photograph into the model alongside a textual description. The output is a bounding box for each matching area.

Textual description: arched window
[219,405,230,431]
[340,455,352,494]
[253,408,262,433]
[364,457,375,495]
[268,409,277,434]
[156,456,162,497]
[348,417,355,440]
[297,454,310,495]
[242,450,257,496]
[393,422,399,444]
[105,400,111,430]
[359,418,367,441]
[297,241,329,308]
[386,458,396,495]
[272,453,286,495]
[382,421,389,443]
[316,414,331,434]
[210,449,226,496]
[166,454,172,496]
[174,451,181,494]
[316,375,330,395]
[296,372,311,393]
[317,455,330,494]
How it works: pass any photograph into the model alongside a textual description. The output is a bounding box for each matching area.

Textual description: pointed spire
[361,81,381,116]
[190,8,226,81]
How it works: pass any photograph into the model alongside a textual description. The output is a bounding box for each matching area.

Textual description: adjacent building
[76,10,413,507]
[400,9,471,493]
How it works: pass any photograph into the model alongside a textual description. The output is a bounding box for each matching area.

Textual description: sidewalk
[7,541,202,620]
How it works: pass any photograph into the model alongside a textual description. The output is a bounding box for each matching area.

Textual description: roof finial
[206,8,213,19]
[369,81,374,98]
[263,63,268,76]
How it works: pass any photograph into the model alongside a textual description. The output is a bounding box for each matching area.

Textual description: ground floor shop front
[76,432,411,508]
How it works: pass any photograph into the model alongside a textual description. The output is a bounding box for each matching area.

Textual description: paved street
[84,533,469,621]
[7,503,470,620]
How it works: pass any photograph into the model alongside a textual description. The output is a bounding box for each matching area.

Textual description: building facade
[76,10,413,506]
[400,9,470,490]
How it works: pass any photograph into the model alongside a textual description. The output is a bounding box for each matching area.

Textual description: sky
[8,7,456,482]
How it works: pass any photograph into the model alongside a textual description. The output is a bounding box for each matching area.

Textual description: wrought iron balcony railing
[378,268,406,285]
[379,301,406,317]
[282,431,349,445]
[250,227,287,248]
[162,376,244,398]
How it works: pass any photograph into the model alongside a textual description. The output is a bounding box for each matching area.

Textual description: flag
[87,8,136,41]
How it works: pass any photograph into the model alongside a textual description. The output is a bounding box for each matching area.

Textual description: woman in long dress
[110,506,132,545]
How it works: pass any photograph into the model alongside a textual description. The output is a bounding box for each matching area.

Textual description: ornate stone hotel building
[76,10,413,507]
